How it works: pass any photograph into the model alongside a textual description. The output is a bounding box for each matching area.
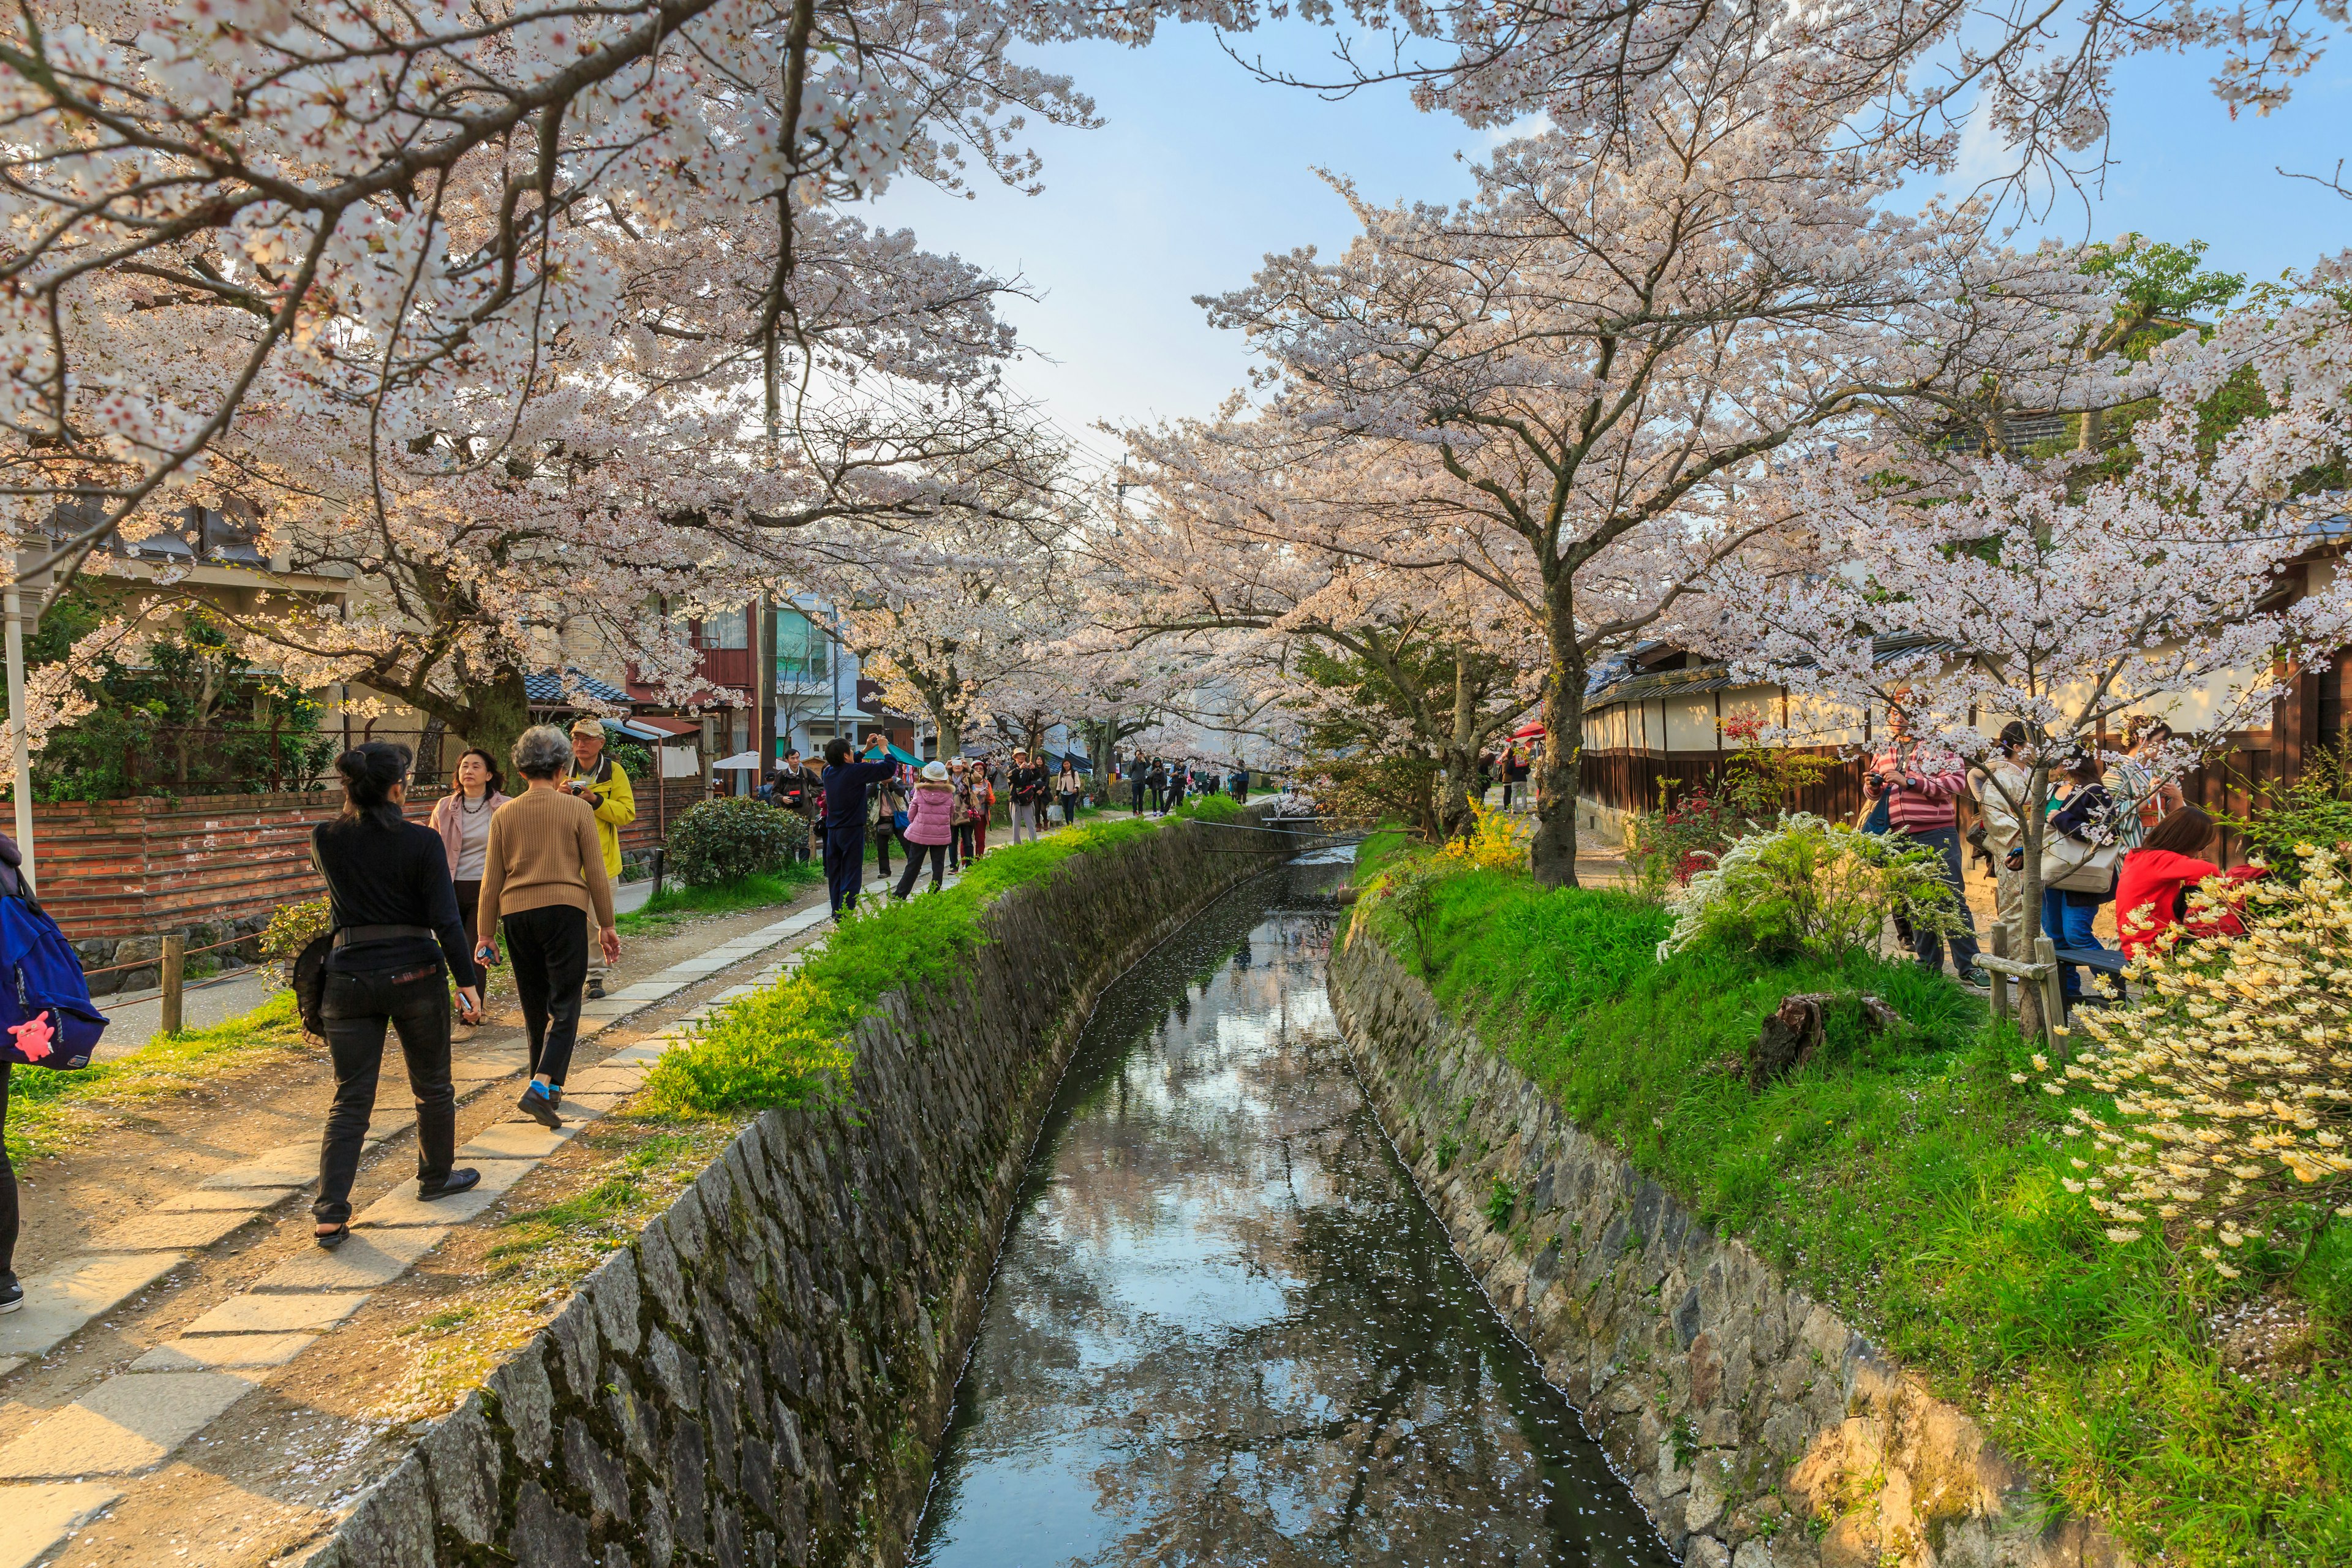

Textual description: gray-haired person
[476,726,620,1128]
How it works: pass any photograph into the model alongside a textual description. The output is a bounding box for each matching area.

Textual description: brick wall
[30,774,710,943]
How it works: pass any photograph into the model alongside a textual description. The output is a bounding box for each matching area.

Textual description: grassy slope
[6,992,311,1163]
[1354,831,2350,1568]
[616,862,825,936]
[640,795,1244,1116]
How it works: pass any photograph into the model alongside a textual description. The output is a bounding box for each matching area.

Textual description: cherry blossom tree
[1104,415,1537,837]
[1203,43,2122,884]
[1708,286,2352,988]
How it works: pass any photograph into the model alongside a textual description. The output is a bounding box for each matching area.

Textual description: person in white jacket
[1969,723,2035,936]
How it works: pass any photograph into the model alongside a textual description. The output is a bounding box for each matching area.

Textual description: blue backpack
[0,891,107,1070]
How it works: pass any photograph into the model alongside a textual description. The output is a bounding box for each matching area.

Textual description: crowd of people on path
[1863,710,2255,1011]
[1121,755,1250,815]
[304,720,627,1246]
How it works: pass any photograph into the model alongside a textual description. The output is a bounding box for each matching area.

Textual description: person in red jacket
[2115,805,2258,957]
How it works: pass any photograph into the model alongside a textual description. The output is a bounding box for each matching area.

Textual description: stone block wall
[1328,927,2134,1568]
[307,809,1293,1568]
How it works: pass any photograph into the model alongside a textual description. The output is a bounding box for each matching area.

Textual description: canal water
[910,857,1673,1567]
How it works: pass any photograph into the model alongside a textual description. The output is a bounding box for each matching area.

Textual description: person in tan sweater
[475,725,621,1128]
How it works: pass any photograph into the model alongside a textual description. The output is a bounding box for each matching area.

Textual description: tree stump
[1747,990,1904,1090]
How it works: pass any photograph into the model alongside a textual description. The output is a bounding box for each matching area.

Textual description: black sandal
[315,1224,351,1250]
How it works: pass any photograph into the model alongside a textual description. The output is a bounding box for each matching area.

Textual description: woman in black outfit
[309,743,486,1247]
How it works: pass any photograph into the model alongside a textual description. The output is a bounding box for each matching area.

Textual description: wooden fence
[31,773,709,942]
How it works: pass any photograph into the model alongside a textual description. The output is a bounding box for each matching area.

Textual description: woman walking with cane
[475,726,620,1128]
[308,743,486,1248]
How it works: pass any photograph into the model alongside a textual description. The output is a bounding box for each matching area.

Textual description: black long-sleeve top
[312,818,480,985]
[820,758,900,831]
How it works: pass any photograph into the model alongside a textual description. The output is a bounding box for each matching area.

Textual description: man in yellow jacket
[567,717,636,998]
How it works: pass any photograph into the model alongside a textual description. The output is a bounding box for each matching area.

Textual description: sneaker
[0,1273,21,1314]
[1959,967,1992,989]
[586,978,606,1000]
[518,1081,564,1129]
[419,1168,482,1201]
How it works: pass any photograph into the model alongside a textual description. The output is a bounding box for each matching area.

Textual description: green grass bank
[1353,831,2350,1568]
[640,794,1245,1117]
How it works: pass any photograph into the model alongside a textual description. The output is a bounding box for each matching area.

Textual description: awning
[711,750,764,771]
[888,745,922,766]
[630,715,702,739]
[607,717,698,743]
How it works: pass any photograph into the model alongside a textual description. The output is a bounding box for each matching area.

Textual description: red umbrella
[1511,721,1546,739]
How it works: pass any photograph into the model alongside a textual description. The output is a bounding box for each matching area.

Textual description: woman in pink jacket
[428,748,511,946]
[895,761,958,897]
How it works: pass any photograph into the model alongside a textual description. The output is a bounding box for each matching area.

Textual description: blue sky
[867,24,2352,463]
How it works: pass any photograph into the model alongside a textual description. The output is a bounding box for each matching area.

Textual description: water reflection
[911,869,1672,1568]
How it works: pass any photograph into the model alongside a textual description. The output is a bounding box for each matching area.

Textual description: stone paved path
[0,864,933,1568]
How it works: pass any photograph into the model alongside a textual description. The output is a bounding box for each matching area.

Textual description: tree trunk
[1436,649,1479,840]
[406,668,531,790]
[1529,594,1585,887]
[2015,760,2054,1040]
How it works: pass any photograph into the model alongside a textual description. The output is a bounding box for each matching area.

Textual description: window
[775,609,829,681]
[698,608,748,650]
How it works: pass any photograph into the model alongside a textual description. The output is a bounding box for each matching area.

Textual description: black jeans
[453,878,483,948]
[1898,826,1981,976]
[317,964,456,1225]
[953,821,975,867]
[505,904,588,1086]
[871,823,894,876]
[1,1062,16,1278]
[895,841,948,897]
[824,823,867,913]
[1131,780,1145,815]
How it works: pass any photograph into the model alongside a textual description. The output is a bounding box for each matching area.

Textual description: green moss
[1350,834,2352,1568]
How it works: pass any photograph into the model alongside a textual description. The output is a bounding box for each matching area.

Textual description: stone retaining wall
[306,810,1293,1568]
[1328,925,2133,1568]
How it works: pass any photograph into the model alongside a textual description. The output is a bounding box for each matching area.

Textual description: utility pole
[5,548,53,884]
[756,595,777,783]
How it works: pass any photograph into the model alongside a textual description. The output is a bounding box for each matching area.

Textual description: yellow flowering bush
[1435,802,1531,873]
[2041,846,2352,1273]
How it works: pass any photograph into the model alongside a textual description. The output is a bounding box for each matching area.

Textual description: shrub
[1434,802,1528,872]
[1659,814,1960,962]
[2046,845,2352,1271]
[2224,731,2352,878]
[259,896,331,986]
[1627,782,1739,895]
[665,797,806,886]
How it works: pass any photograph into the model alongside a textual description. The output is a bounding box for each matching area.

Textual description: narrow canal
[911,855,1674,1567]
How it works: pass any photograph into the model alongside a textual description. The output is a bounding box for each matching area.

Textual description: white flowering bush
[2041,846,2352,1273]
[1657,814,1962,962]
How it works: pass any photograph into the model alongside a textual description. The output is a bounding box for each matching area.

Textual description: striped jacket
[1866,744,1969,833]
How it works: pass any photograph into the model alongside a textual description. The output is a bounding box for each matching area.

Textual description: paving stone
[598,1044,670,1066]
[0,1253,189,1360]
[450,1056,524,1082]
[354,1157,535,1227]
[554,1093,622,1119]
[0,1371,254,1479]
[364,1108,419,1143]
[0,1482,122,1567]
[563,1066,646,1095]
[129,1333,317,1371]
[198,1142,318,1189]
[462,1120,579,1161]
[254,1228,450,1292]
[156,1187,293,1214]
[607,982,682,1001]
[88,1208,263,1252]
[179,1291,369,1336]
[0,1357,20,1381]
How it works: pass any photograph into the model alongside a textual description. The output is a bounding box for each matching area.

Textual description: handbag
[2042,832,2124,895]
[0,889,107,1070]
[894,809,910,834]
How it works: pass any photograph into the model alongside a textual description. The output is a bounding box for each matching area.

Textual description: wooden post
[2035,935,2065,1050]
[161,931,186,1035]
[1987,924,2010,1022]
